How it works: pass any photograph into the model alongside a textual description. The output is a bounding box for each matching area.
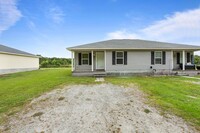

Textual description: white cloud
[107,30,141,39]
[48,6,65,24]
[106,8,200,45]
[0,0,22,34]
[142,8,200,41]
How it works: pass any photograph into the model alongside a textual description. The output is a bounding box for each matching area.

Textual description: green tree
[40,60,49,67]
[39,56,71,68]
[194,55,200,65]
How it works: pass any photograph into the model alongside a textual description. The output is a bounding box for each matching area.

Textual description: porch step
[174,71,189,76]
[72,71,107,77]
[176,73,189,76]
[93,73,107,77]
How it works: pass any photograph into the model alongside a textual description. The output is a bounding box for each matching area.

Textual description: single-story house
[0,44,39,75]
[67,39,200,76]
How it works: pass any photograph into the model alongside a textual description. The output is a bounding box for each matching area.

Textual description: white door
[96,52,105,69]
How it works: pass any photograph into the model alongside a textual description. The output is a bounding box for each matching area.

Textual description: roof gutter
[0,51,40,58]
[67,48,200,51]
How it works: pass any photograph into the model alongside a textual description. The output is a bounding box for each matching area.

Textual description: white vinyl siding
[106,51,172,73]
[0,53,39,74]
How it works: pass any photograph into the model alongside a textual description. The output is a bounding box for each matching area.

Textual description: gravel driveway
[0,84,198,133]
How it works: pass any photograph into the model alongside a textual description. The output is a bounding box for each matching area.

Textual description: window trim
[154,51,162,64]
[116,51,124,65]
[81,53,89,65]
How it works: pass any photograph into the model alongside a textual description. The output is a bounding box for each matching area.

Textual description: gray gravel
[0,84,198,133]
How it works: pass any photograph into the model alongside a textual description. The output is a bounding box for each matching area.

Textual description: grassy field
[106,76,200,128]
[0,68,94,123]
[0,69,200,129]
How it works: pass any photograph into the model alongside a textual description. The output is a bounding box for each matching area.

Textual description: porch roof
[67,39,200,51]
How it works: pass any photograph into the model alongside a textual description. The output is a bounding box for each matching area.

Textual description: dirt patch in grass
[0,84,198,133]
[185,80,200,85]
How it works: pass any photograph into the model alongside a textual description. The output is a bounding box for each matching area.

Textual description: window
[82,53,89,65]
[116,51,124,64]
[154,51,162,64]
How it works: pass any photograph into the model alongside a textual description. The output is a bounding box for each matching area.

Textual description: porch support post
[182,50,185,70]
[91,50,94,71]
[171,50,173,70]
[71,51,74,71]
[104,50,106,71]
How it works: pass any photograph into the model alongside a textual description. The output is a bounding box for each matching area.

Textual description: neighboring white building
[0,44,39,75]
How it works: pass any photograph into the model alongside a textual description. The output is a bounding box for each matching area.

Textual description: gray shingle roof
[67,39,200,51]
[0,44,38,57]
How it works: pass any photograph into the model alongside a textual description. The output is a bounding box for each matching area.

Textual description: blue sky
[0,0,200,57]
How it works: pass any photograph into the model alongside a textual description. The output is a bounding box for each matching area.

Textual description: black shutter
[78,53,82,65]
[89,53,92,65]
[162,51,166,65]
[187,52,190,62]
[112,51,116,65]
[124,51,127,65]
[191,54,194,64]
[177,53,180,64]
[151,51,154,65]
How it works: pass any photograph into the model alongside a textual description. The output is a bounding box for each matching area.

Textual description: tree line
[39,56,71,68]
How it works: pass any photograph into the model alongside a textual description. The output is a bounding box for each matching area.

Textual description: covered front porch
[172,50,195,70]
[71,50,106,73]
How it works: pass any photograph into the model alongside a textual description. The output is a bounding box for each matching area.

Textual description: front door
[96,52,105,70]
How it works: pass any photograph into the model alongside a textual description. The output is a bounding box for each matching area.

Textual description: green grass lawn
[106,76,200,129]
[0,68,94,123]
[1,69,200,129]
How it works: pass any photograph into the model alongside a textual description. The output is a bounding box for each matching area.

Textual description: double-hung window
[116,51,124,65]
[154,51,162,64]
[82,53,89,65]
